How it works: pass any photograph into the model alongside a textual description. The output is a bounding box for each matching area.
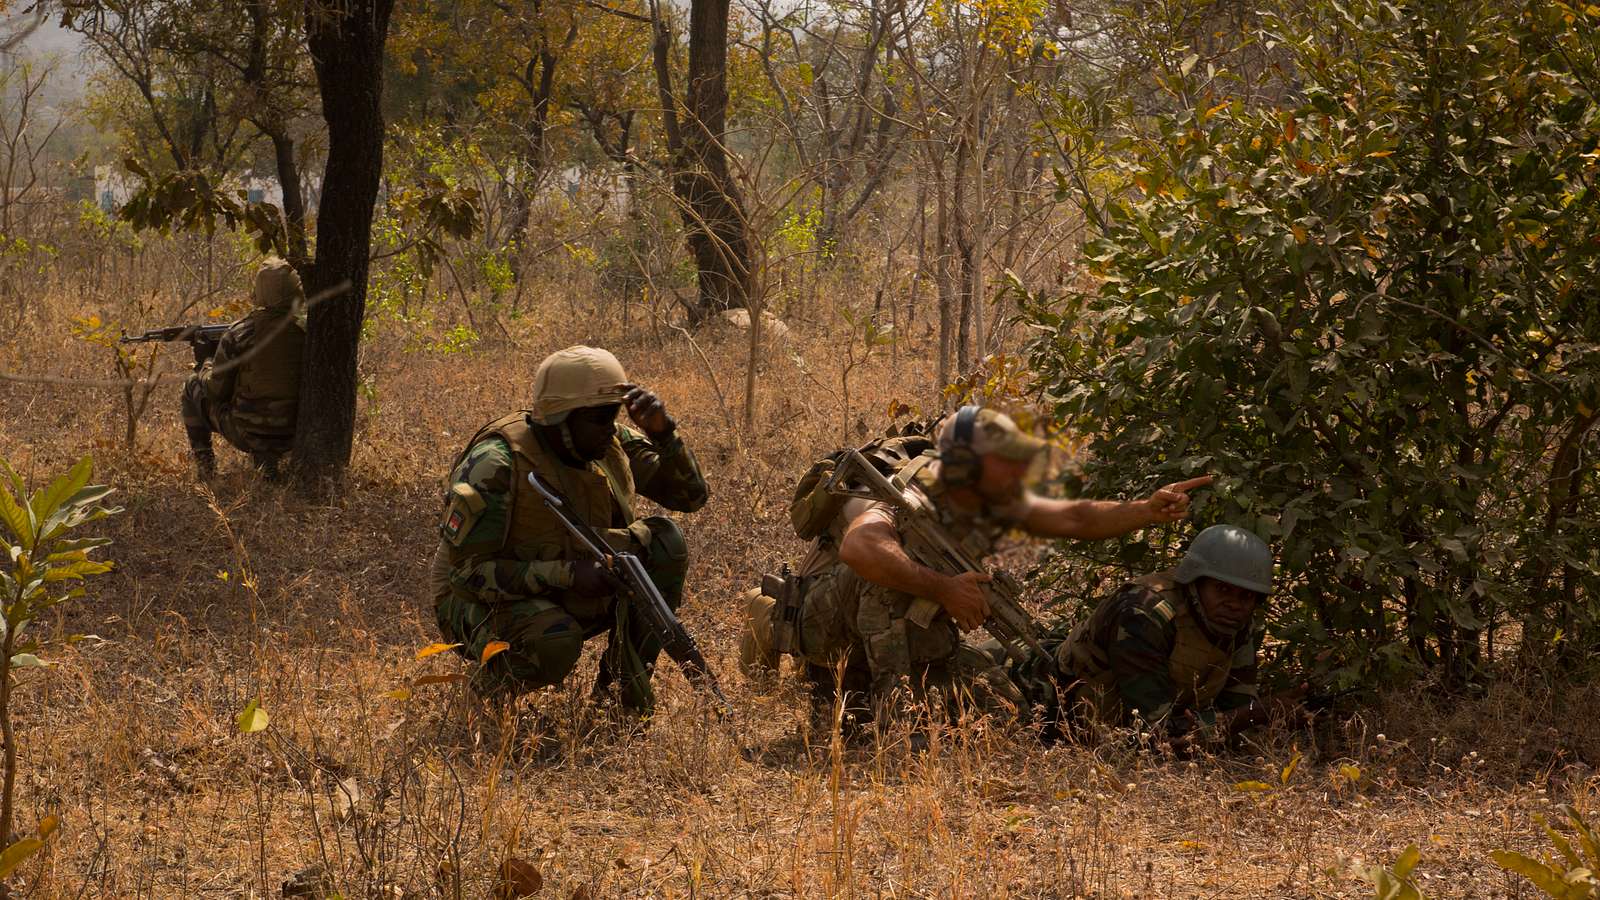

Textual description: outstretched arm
[1021,475,1213,539]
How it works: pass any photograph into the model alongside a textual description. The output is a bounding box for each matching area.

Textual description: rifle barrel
[526,472,731,716]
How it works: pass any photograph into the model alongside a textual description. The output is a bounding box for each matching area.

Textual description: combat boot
[186,426,216,481]
[250,451,284,481]
[806,663,872,740]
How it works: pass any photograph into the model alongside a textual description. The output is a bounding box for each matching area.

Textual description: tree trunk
[672,0,753,320]
[267,129,310,272]
[933,162,953,393]
[507,16,574,279]
[952,133,974,374]
[0,624,15,850]
[293,0,396,487]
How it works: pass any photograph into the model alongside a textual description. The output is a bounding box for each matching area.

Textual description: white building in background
[92,165,137,211]
[93,165,321,214]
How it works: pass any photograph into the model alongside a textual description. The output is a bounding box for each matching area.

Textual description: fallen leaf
[415,642,462,659]
[494,855,544,898]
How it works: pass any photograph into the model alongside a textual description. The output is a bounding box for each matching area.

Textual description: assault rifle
[526,472,732,717]
[119,323,230,345]
[120,323,231,369]
[823,448,1047,665]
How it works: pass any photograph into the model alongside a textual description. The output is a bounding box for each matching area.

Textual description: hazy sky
[5,9,91,85]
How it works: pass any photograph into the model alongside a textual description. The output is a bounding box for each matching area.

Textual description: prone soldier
[1016,524,1306,749]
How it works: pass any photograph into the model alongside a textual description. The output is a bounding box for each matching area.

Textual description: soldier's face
[565,404,620,461]
[976,453,1031,503]
[1195,577,1261,632]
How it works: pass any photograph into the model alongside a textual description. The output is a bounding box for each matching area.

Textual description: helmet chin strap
[558,420,584,460]
[1186,583,1236,642]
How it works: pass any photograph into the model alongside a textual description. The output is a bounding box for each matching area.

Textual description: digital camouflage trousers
[789,560,1024,720]
[433,516,689,713]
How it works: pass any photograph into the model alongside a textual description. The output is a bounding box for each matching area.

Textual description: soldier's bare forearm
[839,520,948,599]
[1023,496,1159,540]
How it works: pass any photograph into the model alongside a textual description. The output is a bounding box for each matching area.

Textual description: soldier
[430,346,708,714]
[1026,524,1303,748]
[742,405,1211,732]
[180,257,305,480]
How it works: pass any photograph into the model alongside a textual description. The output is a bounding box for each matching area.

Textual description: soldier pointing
[742,405,1213,736]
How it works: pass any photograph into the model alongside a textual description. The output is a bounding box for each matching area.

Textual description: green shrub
[1026,0,1600,690]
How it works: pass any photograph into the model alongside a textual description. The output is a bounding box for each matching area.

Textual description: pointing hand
[1146,475,1213,523]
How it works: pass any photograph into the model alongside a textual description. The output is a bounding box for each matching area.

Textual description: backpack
[789,422,937,540]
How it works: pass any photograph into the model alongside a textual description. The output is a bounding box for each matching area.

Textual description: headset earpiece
[941,405,982,487]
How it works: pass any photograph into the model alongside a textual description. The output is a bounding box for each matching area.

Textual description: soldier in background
[180,257,305,480]
[430,346,708,715]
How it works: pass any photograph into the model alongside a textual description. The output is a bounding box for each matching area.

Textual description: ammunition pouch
[765,568,808,656]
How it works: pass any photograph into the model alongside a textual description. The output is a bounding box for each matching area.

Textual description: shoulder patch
[1152,596,1177,622]
[441,482,488,546]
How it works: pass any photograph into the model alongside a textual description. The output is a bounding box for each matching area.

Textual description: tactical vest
[231,307,304,437]
[1059,571,1238,722]
[797,450,1012,577]
[465,411,637,562]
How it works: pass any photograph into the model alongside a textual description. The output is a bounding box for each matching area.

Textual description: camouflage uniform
[788,454,1029,718]
[430,411,707,711]
[180,259,304,471]
[1022,569,1260,736]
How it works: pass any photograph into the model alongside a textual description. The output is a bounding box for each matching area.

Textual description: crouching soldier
[180,257,305,479]
[429,346,708,714]
[741,406,1211,735]
[1024,524,1305,748]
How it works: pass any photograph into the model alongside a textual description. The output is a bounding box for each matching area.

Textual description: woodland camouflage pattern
[793,459,1028,717]
[430,419,707,709]
[180,305,304,455]
[1019,574,1260,735]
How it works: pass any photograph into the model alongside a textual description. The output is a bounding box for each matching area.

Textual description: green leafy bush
[1026,0,1600,689]
[0,456,120,875]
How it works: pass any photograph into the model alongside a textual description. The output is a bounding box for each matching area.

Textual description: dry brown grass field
[1,271,1597,899]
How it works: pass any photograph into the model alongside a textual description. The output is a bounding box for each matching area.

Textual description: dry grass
[1,271,1598,899]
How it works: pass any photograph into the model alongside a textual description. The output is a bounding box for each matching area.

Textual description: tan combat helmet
[252,257,304,309]
[530,345,630,425]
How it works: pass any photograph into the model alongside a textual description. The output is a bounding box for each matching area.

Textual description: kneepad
[632,515,688,567]
[508,608,585,687]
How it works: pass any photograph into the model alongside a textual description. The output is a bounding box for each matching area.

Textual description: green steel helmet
[1173,525,1273,595]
